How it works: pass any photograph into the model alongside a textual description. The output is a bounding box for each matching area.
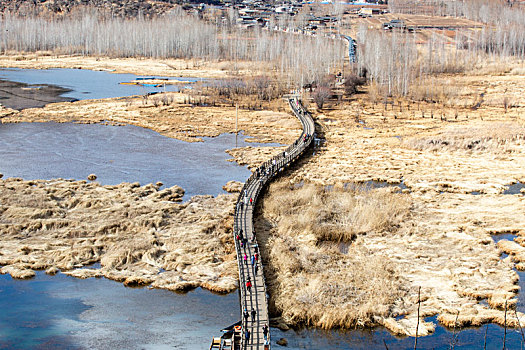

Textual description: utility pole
[235,103,238,148]
[235,103,238,134]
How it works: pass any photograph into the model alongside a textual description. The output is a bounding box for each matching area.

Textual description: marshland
[1,0,525,348]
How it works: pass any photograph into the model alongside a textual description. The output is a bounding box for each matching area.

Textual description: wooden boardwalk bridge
[229,97,315,350]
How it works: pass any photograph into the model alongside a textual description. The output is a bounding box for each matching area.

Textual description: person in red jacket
[246,279,252,292]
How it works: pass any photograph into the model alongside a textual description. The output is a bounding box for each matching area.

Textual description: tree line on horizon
[0,7,344,88]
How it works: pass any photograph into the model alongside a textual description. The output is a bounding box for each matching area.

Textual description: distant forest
[0,7,344,87]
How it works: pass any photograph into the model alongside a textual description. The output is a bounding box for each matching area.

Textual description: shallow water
[0,272,239,350]
[271,319,524,350]
[0,122,278,199]
[504,182,525,195]
[3,267,524,350]
[492,233,518,244]
[362,179,408,190]
[0,68,198,101]
[3,270,523,350]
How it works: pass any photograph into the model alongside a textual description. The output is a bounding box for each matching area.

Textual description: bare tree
[312,86,331,109]
[344,74,366,96]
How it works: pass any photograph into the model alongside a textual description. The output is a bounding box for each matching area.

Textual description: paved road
[233,97,315,349]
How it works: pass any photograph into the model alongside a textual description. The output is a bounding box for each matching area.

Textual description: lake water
[2,269,523,350]
[0,272,239,350]
[0,122,276,199]
[0,68,198,101]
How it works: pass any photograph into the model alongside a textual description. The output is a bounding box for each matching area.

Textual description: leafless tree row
[358,0,525,98]
[388,0,525,60]
[0,8,344,88]
[356,26,418,97]
[388,0,521,21]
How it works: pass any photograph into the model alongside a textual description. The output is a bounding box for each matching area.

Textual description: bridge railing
[232,97,315,350]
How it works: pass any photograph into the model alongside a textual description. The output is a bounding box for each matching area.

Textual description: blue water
[271,318,524,349]
[504,182,525,195]
[0,122,279,199]
[3,268,523,350]
[0,272,239,350]
[0,68,199,100]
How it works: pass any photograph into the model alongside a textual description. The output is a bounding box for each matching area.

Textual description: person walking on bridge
[245,329,250,343]
[251,308,257,322]
[243,254,248,265]
[251,254,255,266]
[246,279,252,293]
[263,323,269,339]
[243,308,249,323]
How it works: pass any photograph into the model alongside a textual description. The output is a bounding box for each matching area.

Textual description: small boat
[135,77,155,81]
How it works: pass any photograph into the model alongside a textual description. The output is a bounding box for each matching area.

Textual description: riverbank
[0,53,267,79]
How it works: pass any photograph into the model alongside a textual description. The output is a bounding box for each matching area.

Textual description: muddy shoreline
[0,78,74,109]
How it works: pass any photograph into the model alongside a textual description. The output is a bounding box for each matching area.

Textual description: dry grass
[258,180,411,329]
[404,123,525,153]
[0,178,238,292]
[264,182,411,243]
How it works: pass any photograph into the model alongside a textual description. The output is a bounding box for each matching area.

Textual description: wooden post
[451,311,459,350]
[503,300,507,350]
[414,286,421,350]
[235,103,238,134]
[484,325,488,350]
[514,309,525,350]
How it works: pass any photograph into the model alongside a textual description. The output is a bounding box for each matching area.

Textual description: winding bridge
[231,97,315,349]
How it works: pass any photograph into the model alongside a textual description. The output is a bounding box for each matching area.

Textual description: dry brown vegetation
[0,53,265,78]
[0,178,239,293]
[256,181,416,331]
[256,66,525,335]
[404,122,525,152]
[264,182,411,243]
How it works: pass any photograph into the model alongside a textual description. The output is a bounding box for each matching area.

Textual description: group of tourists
[236,98,313,347]
[243,306,270,346]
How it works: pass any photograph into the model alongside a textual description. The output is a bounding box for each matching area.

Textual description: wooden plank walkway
[232,97,315,350]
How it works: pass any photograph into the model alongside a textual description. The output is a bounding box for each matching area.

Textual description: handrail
[231,97,315,350]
